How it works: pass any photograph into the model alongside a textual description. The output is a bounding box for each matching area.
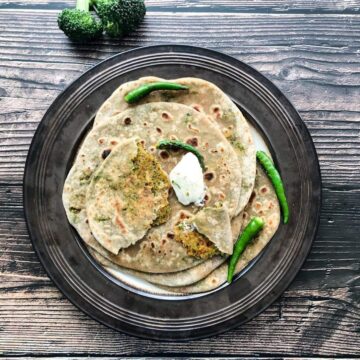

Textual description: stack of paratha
[63,77,281,294]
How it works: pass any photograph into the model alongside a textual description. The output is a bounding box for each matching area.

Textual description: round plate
[23,45,321,340]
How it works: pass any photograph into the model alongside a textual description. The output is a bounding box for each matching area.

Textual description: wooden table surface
[0,0,359,357]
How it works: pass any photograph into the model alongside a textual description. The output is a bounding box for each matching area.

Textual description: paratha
[95,77,256,215]
[63,102,242,272]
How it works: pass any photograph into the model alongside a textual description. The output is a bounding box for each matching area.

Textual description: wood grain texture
[1,0,360,14]
[0,11,359,186]
[0,3,359,357]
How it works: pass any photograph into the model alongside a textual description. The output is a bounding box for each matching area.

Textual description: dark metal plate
[23,45,321,341]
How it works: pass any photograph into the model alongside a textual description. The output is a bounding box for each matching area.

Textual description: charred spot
[259,210,264,215]
[255,202,262,210]
[151,242,155,249]
[85,219,88,224]
[212,279,217,284]
[156,127,162,133]
[249,191,256,203]
[101,149,111,159]
[188,123,200,133]
[167,232,175,239]
[143,122,148,126]
[210,149,218,153]
[192,104,201,112]
[213,106,220,113]
[98,138,105,144]
[110,140,118,145]
[140,140,146,146]
[162,112,171,120]
[180,212,190,220]
[260,186,268,194]
[124,117,132,125]
[268,202,274,209]
[204,172,214,181]
[186,137,199,147]
[204,194,210,202]
[158,250,161,254]
[162,239,167,245]
[160,150,169,160]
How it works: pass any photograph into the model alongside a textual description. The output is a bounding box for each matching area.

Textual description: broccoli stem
[76,0,90,11]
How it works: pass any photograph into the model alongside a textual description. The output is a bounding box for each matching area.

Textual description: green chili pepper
[256,150,289,224]
[156,139,206,171]
[124,82,189,103]
[227,217,264,283]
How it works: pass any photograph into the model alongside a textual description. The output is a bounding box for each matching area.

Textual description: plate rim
[23,44,322,341]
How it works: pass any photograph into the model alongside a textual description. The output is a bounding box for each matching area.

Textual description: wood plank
[0,7,359,357]
[0,204,360,356]
[1,0,360,14]
[2,185,359,289]
[0,185,359,355]
[0,11,359,184]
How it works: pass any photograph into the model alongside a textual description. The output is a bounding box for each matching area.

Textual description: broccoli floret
[58,0,103,42]
[95,0,146,38]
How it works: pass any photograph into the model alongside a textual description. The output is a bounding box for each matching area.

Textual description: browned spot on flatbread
[187,123,200,133]
[186,137,199,147]
[101,149,111,159]
[192,104,201,112]
[260,186,268,194]
[110,140,118,145]
[124,117,132,125]
[115,216,127,234]
[179,211,190,220]
[160,150,169,159]
[204,172,214,181]
[98,138,105,145]
[162,112,172,121]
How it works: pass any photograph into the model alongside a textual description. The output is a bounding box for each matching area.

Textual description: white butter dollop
[169,152,205,206]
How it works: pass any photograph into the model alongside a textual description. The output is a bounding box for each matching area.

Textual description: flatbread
[63,102,242,272]
[158,164,280,293]
[86,138,171,254]
[95,76,256,215]
[91,164,280,291]
[89,210,244,287]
